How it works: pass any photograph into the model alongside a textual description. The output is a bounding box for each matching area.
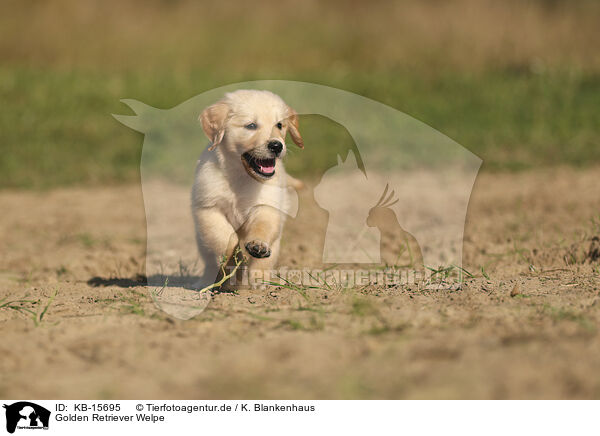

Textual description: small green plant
[77,233,95,248]
[366,323,408,336]
[151,248,245,311]
[120,301,146,316]
[351,296,391,333]
[34,290,57,326]
[281,319,304,330]
[480,266,491,281]
[454,265,474,281]
[425,264,472,284]
[426,265,454,281]
[0,290,58,327]
[0,297,38,317]
[264,273,325,301]
[247,312,275,322]
[541,304,595,332]
[351,298,377,317]
[305,271,332,291]
[281,315,324,331]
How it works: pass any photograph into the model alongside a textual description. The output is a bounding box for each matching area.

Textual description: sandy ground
[1,167,599,399]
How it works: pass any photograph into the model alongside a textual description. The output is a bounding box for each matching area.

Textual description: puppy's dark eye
[245,123,258,130]
[276,122,283,130]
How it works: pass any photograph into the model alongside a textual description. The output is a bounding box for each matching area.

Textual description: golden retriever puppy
[192,90,303,290]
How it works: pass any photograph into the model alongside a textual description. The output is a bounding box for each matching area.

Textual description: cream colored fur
[192,90,303,290]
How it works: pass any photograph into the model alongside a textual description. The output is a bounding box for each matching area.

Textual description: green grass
[541,304,596,332]
[0,290,58,327]
[1,67,599,188]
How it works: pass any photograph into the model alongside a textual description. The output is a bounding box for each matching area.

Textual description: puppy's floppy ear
[286,107,304,149]
[199,101,229,150]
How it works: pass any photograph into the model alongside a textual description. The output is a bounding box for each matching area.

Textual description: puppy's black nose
[267,140,283,155]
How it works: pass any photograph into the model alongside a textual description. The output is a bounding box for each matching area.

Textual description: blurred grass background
[1,0,599,188]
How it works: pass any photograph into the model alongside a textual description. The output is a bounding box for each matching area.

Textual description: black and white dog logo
[3,402,50,434]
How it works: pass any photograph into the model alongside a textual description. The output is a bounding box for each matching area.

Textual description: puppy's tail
[286,175,305,191]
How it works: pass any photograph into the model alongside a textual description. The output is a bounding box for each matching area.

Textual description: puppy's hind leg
[192,207,239,289]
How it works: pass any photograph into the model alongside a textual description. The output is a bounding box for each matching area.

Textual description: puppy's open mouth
[242,152,276,179]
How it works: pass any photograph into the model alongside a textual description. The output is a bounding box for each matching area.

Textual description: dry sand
[1,167,599,399]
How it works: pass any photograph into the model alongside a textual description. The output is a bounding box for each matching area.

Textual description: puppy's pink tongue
[259,163,275,174]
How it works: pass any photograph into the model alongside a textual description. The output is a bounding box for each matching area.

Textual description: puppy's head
[200,90,303,182]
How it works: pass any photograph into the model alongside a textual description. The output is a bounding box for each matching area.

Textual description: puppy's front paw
[245,240,271,258]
